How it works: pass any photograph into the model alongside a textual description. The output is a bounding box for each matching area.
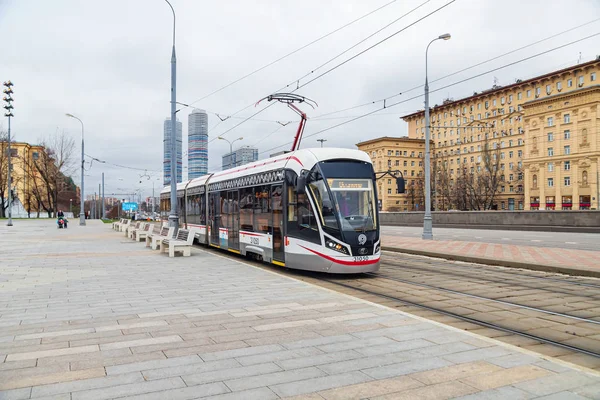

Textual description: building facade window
[547,132,553,142]
[592,72,597,82]
[564,177,570,186]
[532,175,538,188]
[548,147,553,156]
[557,81,562,90]
[568,79,573,87]
[547,117,553,126]
[564,160,570,171]
[548,178,554,187]
[564,113,570,123]
[578,76,584,86]
[564,130,571,139]
[564,145,570,155]
[546,84,552,94]
[548,162,553,172]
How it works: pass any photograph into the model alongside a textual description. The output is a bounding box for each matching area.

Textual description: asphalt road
[381,225,600,252]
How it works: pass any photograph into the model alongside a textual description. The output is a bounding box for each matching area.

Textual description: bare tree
[30,132,76,217]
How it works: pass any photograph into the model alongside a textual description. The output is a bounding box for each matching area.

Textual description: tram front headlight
[374,243,380,254]
[325,238,349,255]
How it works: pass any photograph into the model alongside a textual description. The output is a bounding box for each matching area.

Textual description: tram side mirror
[396,177,406,194]
[296,175,307,194]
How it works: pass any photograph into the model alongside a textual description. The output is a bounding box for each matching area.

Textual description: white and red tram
[160,148,381,273]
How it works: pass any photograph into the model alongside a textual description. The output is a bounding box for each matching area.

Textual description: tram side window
[287,187,320,244]
[199,194,206,225]
[239,187,254,231]
[220,191,228,230]
[253,186,271,234]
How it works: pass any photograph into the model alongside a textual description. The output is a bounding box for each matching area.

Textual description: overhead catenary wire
[311,17,600,120]
[259,32,600,155]
[206,0,455,144]
[184,0,399,108]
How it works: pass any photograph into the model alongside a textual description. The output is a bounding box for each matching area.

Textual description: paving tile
[15,328,95,341]
[282,334,354,350]
[573,383,600,400]
[200,344,283,361]
[278,350,363,370]
[0,387,31,400]
[108,382,230,400]
[236,347,323,366]
[225,366,325,391]
[106,354,202,375]
[182,362,281,386]
[317,375,423,400]
[31,371,144,397]
[409,361,502,385]
[70,376,186,400]
[0,367,106,391]
[202,387,279,400]
[441,346,513,364]
[362,356,453,380]
[369,380,479,400]
[453,386,535,400]
[270,371,372,398]
[142,358,240,380]
[459,364,551,390]
[534,392,592,400]
[99,334,182,350]
[514,371,599,396]
[5,345,99,362]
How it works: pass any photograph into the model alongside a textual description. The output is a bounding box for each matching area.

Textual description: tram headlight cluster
[325,238,349,255]
[374,243,380,254]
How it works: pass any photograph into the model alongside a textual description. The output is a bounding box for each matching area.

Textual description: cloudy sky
[2,0,599,199]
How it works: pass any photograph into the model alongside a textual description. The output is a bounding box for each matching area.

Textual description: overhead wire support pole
[256,93,317,152]
[164,0,179,230]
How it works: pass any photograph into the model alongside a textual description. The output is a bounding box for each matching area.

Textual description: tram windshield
[328,178,377,231]
[309,161,378,233]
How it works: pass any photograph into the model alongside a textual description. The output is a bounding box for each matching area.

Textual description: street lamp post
[218,136,243,169]
[164,0,179,229]
[66,113,86,226]
[3,81,14,226]
[423,33,451,240]
[317,139,327,148]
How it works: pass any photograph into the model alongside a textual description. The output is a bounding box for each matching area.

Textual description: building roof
[356,136,425,147]
[401,58,600,120]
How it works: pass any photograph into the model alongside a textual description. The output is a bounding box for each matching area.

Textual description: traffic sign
[122,202,138,212]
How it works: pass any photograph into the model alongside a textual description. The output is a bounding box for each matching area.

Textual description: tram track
[201,245,600,371]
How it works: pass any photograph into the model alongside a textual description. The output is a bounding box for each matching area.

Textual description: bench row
[112,220,199,257]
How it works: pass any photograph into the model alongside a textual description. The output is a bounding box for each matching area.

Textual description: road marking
[531,240,542,242]
[565,241,577,245]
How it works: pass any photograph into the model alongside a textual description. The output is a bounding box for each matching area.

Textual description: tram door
[228,190,240,251]
[209,192,220,246]
[271,184,284,263]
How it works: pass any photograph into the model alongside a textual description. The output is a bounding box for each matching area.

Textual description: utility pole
[317,139,327,148]
[101,173,105,219]
[3,81,14,226]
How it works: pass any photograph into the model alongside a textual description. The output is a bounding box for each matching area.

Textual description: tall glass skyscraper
[188,109,208,179]
[163,118,183,186]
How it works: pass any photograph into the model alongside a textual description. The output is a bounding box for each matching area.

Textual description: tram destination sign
[328,179,369,190]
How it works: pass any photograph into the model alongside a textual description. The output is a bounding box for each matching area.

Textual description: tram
[160,148,381,273]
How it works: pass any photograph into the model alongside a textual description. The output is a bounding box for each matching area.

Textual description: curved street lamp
[218,136,243,169]
[422,33,451,240]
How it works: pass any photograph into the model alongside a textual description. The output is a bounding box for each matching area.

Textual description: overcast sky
[1,0,599,199]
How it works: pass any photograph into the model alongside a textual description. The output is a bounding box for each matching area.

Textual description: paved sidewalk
[382,235,600,278]
[0,220,599,399]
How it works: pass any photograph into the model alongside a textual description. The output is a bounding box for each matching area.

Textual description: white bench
[125,221,141,237]
[119,219,131,232]
[129,222,148,240]
[147,226,175,250]
[135,223,154,242]
[113,218,127,231]
[160,228,197,257]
